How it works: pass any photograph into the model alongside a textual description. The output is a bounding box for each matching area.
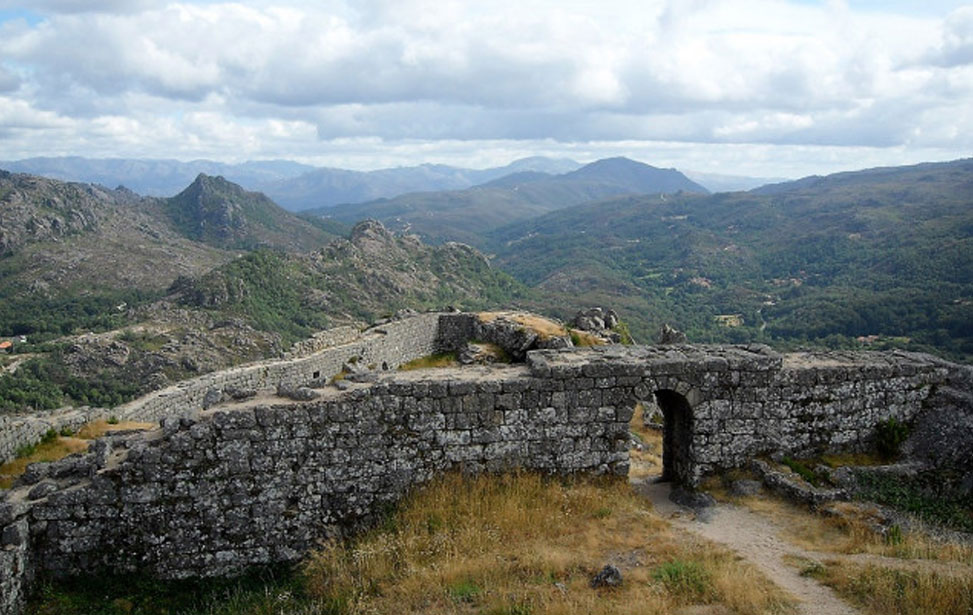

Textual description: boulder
[590,564,623,588]
[657,324,687,345]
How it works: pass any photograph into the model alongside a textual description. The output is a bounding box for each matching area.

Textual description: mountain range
[1,154,970,410]
[0,155,777,211]
[315,157,709,246]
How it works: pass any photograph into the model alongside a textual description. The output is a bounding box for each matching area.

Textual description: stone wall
[0,407,108,466]
[114,312,446,424]
[528,345,957,484]
[1,364,631,613]
[1,319,969,615]
[0,312,454,465]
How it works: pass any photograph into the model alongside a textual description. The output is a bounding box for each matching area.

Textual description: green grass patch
[853,469,973,533]
[26,567,327,615]
[447,579,482,603]
[651,559,713,602]
[781,457,829,487]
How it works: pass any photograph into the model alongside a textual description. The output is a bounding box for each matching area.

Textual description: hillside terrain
[318,157,708,247]
[166,218,527,345]
[0,171,340,340]
[0,171,523,412]
[490,158,973,360]
[157,174,343,251]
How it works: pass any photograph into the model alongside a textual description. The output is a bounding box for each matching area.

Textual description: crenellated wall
[1,314,969,615]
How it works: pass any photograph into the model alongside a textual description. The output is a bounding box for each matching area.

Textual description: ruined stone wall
[114,312,446,424]
[687,351,952,482]
[0,313,451,465]
[1,336,967,615]
[0,365,630,614]
[0,407,108,466]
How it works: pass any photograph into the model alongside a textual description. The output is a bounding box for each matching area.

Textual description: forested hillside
[491,158,973,360]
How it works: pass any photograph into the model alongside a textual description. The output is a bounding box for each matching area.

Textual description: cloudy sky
[0,0,971,178]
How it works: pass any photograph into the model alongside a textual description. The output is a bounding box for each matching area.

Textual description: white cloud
[0,0,970,176]
[0,0,163,14]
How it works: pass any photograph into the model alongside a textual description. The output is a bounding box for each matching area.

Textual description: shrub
[612,320,635,345]
[781,457,827,486]
[875,417,910,460]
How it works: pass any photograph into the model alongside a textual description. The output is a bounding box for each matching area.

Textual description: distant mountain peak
[564,157,709,194]
[165,175,336,251]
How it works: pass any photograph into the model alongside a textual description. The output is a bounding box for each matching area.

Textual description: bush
[876,417,910,460]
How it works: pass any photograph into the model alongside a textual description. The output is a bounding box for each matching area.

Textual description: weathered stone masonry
[0,313,450,465]
[1,312,969,615]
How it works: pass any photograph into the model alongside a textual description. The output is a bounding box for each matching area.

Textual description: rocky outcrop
[656,324,687,345]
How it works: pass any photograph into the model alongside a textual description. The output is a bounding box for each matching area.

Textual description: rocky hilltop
[169,218,525,332]
[160,174,337,251]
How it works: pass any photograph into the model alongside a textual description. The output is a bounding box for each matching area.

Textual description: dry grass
[0,420,155,489]
[817,452,887,468]
[478,311,568,341]
[629,402,663,480]
[806,559,973,615]
[568,328,606,347]
[730,494,973,565]
[399,352,459,371]
[305,472,792,615]
[75,419,156,440]
[0,437,90,488]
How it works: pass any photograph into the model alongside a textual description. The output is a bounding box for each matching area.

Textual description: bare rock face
[472,317,540,361]
[570,307,622,344]
[349,219,396,255]
[656,323,687,345]
[571,307,619,333]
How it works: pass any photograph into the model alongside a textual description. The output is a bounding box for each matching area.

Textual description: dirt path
[1,355,31,374]
[633,477,860,615]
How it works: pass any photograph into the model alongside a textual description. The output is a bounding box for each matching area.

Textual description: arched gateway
[1,313,965,615]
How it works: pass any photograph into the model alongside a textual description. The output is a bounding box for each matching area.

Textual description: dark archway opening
[655,389,693,485]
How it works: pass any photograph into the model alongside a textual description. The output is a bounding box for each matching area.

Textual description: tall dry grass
[305,472,792,615]
[736,496,973,565]
[809,560,973,615]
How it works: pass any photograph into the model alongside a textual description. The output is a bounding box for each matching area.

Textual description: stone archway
[655,389,694,485]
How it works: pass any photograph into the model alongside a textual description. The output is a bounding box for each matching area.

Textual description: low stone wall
[0,407,108,465]
[526,346,956,484]
[115,312,447,424]
[0,312,456,465]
